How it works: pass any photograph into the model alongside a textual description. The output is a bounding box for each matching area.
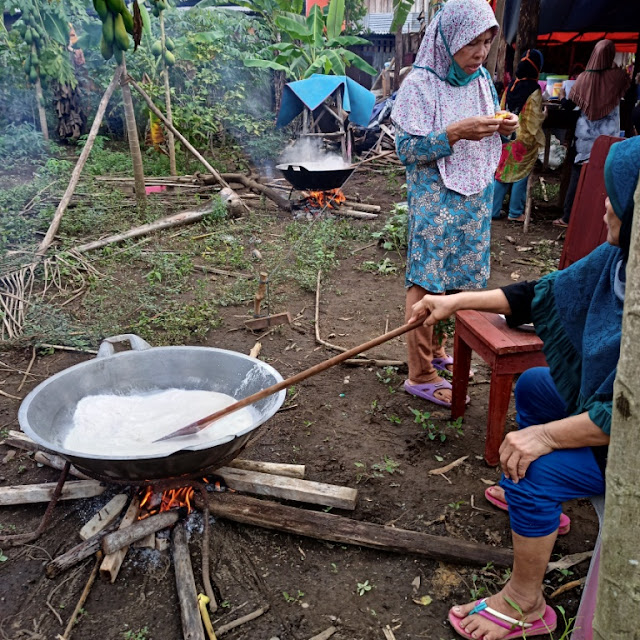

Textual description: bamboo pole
[33,45,49,141]
[36,66,123,256]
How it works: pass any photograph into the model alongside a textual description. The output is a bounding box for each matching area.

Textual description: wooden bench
[451,310,547,466]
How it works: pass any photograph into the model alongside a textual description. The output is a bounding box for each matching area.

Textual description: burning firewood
[100,497,140,583]
[101,510,179,555]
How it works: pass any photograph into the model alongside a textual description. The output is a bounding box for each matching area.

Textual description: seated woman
[408,135,640,640]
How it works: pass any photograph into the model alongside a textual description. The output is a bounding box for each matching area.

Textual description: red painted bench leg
[485,372,514,466]
[451,330,472,420]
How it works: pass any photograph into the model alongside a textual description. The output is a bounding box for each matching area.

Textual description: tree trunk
[160,12,177,176]
[120,56,147,209]
[592,171,640,637]
[37,66,123,256]
[33,45,49,141]
[514,0,540,67]
[485,0,506,79]
[394,25,403,91]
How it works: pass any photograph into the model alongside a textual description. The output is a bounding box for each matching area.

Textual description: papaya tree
[244,0,377,81]
[10,0,77,141]
[93,0,147,208]
[147,0,177,175]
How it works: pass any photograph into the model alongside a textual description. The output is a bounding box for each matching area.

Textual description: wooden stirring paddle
[153,318,424,442]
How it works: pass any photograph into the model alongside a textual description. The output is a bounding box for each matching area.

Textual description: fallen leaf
[412,595,433,606]
[480,478,496,485]
[516,246,533,252]
[510,271,521,281]
[546,550,593,574]
[429,455,468,476]
[505,235,516,244]
[550,577,586,598]
[2,450,16,464]
[411,576,420,593]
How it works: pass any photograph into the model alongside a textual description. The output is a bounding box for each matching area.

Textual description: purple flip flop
[448,599,557,639]
[432,355,475,380]
[403,380,470,409]
[485,486,571,535]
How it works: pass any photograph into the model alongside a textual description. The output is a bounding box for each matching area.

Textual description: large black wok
[276,162,355,190]
[18,334,285,481]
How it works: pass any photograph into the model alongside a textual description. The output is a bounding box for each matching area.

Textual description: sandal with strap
[432,355,475,380]
[403,379,470,409]
[448,598,557,639]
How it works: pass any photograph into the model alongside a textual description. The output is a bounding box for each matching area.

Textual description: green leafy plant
[244,0,377,80]
[361,257,398,274]
[371,455,401,475]
[0,549,8,562]
[282,589,305,603]
[356,579,373,596]
[371,203,408,256]
[123,627,149,640]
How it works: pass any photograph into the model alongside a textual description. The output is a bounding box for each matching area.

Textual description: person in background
[554,39,630,228]
[409,135,640,640]
[390,0,518,408]
[492,49,546,222]
[632,72,640,136]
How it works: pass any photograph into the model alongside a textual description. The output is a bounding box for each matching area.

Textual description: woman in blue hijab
[408,136,640,639]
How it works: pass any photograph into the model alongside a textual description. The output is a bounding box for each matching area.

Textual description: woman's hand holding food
[496,111,519,136]
[446,116,501,144]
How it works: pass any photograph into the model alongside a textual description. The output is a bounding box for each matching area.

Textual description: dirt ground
[0,167,599,640]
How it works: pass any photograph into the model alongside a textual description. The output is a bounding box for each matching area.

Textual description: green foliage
[123,628,149,640]
[371,203,407,255]
[356,580,373,596]
[391,0,415,33]
[371,455,401,475]
[244,0,377,80]
[411,407,461,442]
[282,589,304,603]
[0,122,52,166]
[361,257,398,274]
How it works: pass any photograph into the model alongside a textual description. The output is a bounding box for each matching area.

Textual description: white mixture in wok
[64,389,255,456]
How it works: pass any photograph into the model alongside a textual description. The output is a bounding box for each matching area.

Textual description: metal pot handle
[97,334,152,359]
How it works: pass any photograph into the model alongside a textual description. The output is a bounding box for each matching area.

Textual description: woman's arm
[395,129,454,165]
[500,413,610,482]
[408,288,512,326]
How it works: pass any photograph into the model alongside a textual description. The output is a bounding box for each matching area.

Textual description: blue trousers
[492,176,529,220]
[500,367,605,537]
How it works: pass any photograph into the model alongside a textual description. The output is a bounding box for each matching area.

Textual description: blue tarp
[276,74,376,129]
[503,0,640,44]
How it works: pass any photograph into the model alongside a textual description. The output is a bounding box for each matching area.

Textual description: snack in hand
[494,112,510,120]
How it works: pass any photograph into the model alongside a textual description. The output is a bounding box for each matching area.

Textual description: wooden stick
[523,173,533,234]
[343,201,381,212]
[248,342,262,358]
[308,627,337,640]
[215,467,356,510]
[100,498,140,583]
[0,480,105,506]
[79,494,129,540]
[101,510,179,555]
[172,522,206,640]
[221,173,292,212]
[126,76,243,208]
[17,346,36,393]
[215,606,269,637]
[227,459,305,479]
[6,429,49,452]
[58,552,103,640]
[34,451,91,480]
[74,205,214,254]
[46,527,115,578]
[343,358,405,368]
[196,493,514,568]
[37,66,123,256]
[334,209,378,220]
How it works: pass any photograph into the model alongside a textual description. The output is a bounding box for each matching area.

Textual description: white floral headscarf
[391,0,501,196]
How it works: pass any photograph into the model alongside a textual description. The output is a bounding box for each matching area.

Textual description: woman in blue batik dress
[391,0,518,408]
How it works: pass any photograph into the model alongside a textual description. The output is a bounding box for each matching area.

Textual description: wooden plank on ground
[227,459,305,479]
[0,480,105,506]
[79,494,129,540]
[196,493,513,568]
[100,497,140,583]
[215,467,357,510]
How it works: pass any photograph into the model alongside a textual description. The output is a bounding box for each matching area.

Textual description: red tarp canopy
[536,32,639,53]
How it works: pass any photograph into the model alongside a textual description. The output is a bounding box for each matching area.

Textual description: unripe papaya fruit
[151,40,162,57]
[24,27,33,45]
[31,52,39,66]
[152,6,159,17]
[100,35,114,60]
[114,47,124,64]
[113,13,129,51]
[121,6,134,35]
[94,0,108,20]
[164,50,175,66]
[106,0,125,13]
[29,67,38,83]
[165,37,175,52]
[102,12,114,44]
[138,2,151,34]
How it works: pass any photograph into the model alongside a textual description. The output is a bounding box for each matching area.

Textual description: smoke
[278,137,349,169]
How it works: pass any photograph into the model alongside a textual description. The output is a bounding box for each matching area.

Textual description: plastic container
[546,75,569,98]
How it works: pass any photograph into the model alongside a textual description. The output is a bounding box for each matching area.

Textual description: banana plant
[390,0,414,33]
[243,0,377,80]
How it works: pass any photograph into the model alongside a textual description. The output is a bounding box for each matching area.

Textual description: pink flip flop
[485,486,571,535]
[448,599,557,639]
[403,379,470,409]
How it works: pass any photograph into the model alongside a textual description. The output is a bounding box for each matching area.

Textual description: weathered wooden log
[196,493,514,568]
[227,459,305,479]
[220,173,292,212]
[100,498,140,583]
[172,523,206,640]
[333,208,378,220]
[79,494,129,540]
[46,526,115,578]
[101,510,179,555]
[34,451,91,480]
[0,480,105,506]
[216,605,269,637]
[343,201,381,212]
